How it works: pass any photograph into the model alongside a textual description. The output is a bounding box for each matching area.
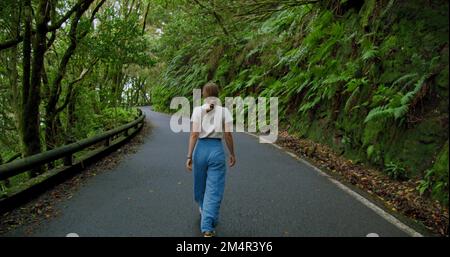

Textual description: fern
[344,86,360,113]
[362,46,379,61]
[298,96,321,115]
[359,33,379,62]
[392,73,418,88]
[380,0,395,18]
[296,78,311,94]
[385,162,409,180]
[392,105,409,119]
[364,100,409,123]
[400,74,427,106]
[365,72,429,123]
[323,73,350,85]
[366,145,375,159]
[345,77,368,92]
[364,106,390,123]
[359,0,376,28]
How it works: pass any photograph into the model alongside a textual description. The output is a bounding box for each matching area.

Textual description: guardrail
[0,108,146,213]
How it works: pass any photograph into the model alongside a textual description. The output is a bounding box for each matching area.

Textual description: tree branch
[55,58,98,114]
[0,0,87,51]
[190,0,237,40]
[227,0,318,20]
[142,2,151,35]
[78,0,107,39]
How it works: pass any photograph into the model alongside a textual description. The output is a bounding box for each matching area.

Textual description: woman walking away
[186,82,236,237]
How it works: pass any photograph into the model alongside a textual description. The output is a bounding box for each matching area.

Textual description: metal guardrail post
[64,154,73,166]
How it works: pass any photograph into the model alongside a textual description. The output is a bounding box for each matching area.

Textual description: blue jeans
[193,138,226,233]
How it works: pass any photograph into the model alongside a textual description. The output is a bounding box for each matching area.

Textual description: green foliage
[385,162,409,181]
[150,0,449,206]
[366,145,375,159]
[359,0,376,28]
[98,107,139,130]
[364,56,438,124]
[0,0,154,193]
[418,142,449,205]
[84,8,154,67]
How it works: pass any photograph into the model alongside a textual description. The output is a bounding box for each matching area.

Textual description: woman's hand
[229,155,236,168]
[186,158,192,172]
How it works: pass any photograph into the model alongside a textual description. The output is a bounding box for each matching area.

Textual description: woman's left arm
[224,121,236,168]
[186,122,200,172]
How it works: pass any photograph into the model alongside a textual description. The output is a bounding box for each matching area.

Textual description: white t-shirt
[191,104,233,139]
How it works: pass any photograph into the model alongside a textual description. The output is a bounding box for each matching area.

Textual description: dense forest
[0,0,448,234]
[0,0,152,185]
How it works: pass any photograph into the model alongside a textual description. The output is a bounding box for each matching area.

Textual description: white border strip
[244,132,423,237]
[328,178,423,237]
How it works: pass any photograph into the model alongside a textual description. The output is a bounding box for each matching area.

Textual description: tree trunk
[44,0,97,156]
[65,88,77,147]
[8,2,21,136]
[20,0,44,177]
[45,19,79,153]
[23,0,51,177]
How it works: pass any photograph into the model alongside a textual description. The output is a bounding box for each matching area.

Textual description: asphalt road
[7,107,410,237]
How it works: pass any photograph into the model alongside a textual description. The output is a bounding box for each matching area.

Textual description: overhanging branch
[0,0,86,51]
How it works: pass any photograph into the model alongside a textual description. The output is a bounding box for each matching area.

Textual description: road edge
[244,132,424,237]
